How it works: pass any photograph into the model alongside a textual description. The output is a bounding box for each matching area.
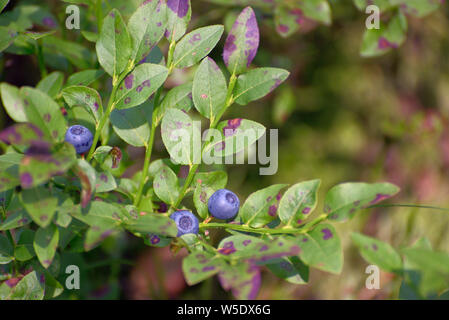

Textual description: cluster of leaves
[205,0,443,57]
[0,0,447,300]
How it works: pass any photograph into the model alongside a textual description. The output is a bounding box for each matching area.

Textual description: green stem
[133,124,156,206]
[134,40,177,207]
[368,203,449,213]
[172,72,238,209]
[36,39,47,78]
[95,0,103,32]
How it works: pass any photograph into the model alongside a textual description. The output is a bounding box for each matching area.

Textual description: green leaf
[81,30,98,42]
[218,262,261,299]
[155,82,193,125]
[402,247,449,276]
[33,224,59,269]
[266,256,309,284]
[70,201,125,227]
[351,232,402,273]
[95,170,117,193]
[324,182,400,222]
[0,207,31,230]
[161,108,197,165]
[153,165,179,206]
[193,171,227,219]
[19,142,77,189]
[361,11,407,57]
[84,224,119,251]
[114,63,168,110]
[20,186,58,228]
[43,36,95,70]
[165,0,191,42]
[0,123,44,147]
[15,229,36,262]
[217,234,301,262]
[123,213,178,237]
[20,86,67,141]
[182,251,226,285]
[204,118,266,159]
[390,0,440,17]
[192,57,227,121]
[173,25,224,68]
[239,184,286,228]
[0,0,9,13]
[0,234,13,264]
[353,0,394,12]
[233,68,290,106]
[8,271,44,300]
[64,69,105,88]
[62,86,103,123]
[127,0,167,65]
[223,7,259,75]
[278,179,321,227]
[24,30,56,40]
[54,196,76,228]
[296,224,342,274]
[0,26,17,52]
[110,100,152,147]
[0,83,27,122]
[36,71,64,98]
[0,153,23,192]
[96,9,131,78]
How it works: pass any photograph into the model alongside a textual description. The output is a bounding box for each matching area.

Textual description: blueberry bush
[0,0,448,300]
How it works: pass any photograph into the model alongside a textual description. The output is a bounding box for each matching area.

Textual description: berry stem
[172,72,238,209]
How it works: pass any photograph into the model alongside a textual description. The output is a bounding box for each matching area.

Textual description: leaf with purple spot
[62,86,103,124]
[182,250,227,285]
[96,9,131,78]
[390,0,441,18]
[95,170,117,193]
[351,232,402,273]
[238,184,287,228]
[223,6,259,75]
[204,118,265,159]
[279,179,321,227]
[218,262,261,300]
[360,11,407,57]
[217,234,301,263]
[20,186,58,228]
[0,83,27,122]
[193,171,228,219]
[324,182,400,222]
[110,99,152,147]
[114,63,168,110]
[74,159,96,208]
[155,82,193,125]
[20,87,67,141]
[161,108,196,165]
[33,223,59,269]
[0,26,18,52]
[172,25,224,68]
[6,271,44,300]
[70,201,127,227]
[128,0,167,65]
[266,256,309,284]
[84,224,120,251]
[233,67,290,106]
[153,164,180,206]
[192,57,227,121]
[165,0,191,42]
[295,223,342,274]
[123,212,178,238]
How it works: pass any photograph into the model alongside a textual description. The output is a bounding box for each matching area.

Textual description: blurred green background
[1,0,449,299]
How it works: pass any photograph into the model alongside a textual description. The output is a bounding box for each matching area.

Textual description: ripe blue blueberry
[65,125,93,154]
[170,210,199,237]
[208,189,240,220]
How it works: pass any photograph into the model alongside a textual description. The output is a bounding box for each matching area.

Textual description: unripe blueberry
[208,189,240,220]
[65,125,93,154]
[170,210,199,237]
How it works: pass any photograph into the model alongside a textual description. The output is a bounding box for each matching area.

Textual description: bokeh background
[1,0,449,299]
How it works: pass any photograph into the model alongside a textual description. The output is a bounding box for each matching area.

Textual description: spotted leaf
[165,0,191,42]
[223,7,259,75]
[193,171,227,219]
[20,186,58,228]
[62,86,103,123]
[218,262,261,300]
[266,256,309,284]
[153,164,180,206]
[33,224,59,269]
[123,213,178,237]
[324,182,400,222]
[278,179,321,227]
[182,251,227,285]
